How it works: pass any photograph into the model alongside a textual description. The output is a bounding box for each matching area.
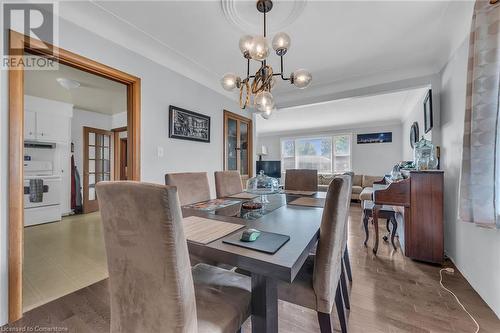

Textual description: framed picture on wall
[357,132,392,144]
[424,89,433,133]
[168,105,210,143]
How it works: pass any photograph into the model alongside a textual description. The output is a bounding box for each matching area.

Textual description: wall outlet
[157,146,164,158]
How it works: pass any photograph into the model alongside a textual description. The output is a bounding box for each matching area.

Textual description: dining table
[182,191,326,333]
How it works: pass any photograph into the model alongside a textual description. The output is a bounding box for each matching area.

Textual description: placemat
[228,192,259,199]
[283,190,317,196]
[184,199,240,211]
[288,197,325,208]
[183,216,244,245]
[222,230,290,254]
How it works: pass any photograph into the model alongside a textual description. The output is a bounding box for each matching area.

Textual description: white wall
[440,39,500,318]
[401,90,431,160]
[0,17,247,324]
[257,123,403,177]
[111,111,127,129]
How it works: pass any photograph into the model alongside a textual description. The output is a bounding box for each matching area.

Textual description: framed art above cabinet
[223,110,253,185]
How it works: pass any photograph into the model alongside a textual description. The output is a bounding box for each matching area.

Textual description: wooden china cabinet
[223,110,253,186]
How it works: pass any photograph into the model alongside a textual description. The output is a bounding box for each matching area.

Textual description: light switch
[157,146,164,158]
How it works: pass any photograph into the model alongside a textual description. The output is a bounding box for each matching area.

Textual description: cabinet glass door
[224,111,252,183]
[240,122,249,176]
[227,118,238,171]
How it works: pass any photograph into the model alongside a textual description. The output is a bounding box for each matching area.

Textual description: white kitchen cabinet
[36,112,70,142]
[24,110,36,140]
[24,95,73,143]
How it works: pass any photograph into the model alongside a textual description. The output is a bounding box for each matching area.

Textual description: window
[281,134,351,174]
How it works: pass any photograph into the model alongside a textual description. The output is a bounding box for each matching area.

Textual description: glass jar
[414,136,438,170]
[246,170,280,195]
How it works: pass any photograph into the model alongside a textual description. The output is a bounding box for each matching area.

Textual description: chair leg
[340,264,350,310]
[362,213,369,246]
[335,284,348,333]
[386,219,391,232]
[343,248,353,282]
[390,216,398,250]
[317,311,332,333]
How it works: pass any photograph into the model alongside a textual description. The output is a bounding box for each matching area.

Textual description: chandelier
[220,0,312,119]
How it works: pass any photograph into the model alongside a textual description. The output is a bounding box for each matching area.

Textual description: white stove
[24,160,62,226]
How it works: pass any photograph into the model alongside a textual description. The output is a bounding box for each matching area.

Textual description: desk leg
[372,206,380,254]
[251,274,278,333]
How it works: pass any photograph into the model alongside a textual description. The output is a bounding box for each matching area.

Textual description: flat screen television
[256,161,281,179]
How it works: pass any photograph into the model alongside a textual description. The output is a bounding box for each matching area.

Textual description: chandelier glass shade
[220,0,312,119]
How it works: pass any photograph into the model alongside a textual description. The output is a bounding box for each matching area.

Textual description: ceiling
[56,0,474,107]
[255,87,428,135]
[24,57,127,114]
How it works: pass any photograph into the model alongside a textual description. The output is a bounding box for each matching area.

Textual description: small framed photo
[169,105,210,143]
[424,89,433,133]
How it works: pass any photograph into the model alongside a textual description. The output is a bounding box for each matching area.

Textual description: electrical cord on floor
[439,268,480,333]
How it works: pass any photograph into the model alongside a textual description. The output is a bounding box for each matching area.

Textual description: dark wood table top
[182,192,326,283]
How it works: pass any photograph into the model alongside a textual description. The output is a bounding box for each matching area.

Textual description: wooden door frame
[223,110,253,178]
[112,126,127,180]
[8,30,141,322]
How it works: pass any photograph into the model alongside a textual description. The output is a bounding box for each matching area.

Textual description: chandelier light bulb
[239,35,254,57]
[254,91,275,111]
[220,73,241,91]
[272,32,291,55]
[261,105,275,119]
[249,35,269,61]
[291,69,312,89]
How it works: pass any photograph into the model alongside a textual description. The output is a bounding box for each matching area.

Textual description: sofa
[318,173,382,201]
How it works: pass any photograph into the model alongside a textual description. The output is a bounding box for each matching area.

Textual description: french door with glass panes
[223,110,253,185]
[83,126,113,213]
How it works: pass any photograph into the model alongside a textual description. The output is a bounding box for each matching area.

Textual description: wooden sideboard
[373,171,444,264]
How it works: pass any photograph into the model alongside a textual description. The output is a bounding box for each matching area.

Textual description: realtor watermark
[0,326,68,332]
[2,1,59,70]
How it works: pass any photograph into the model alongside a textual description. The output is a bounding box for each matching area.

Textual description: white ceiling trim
[256,119,403,138]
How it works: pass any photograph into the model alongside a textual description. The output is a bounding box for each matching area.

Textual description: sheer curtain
[459,0,500,228]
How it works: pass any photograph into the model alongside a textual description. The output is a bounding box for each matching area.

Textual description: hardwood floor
[5,204,500,332]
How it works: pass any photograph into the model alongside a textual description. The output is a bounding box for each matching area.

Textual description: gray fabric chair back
[165,172,211,206]
[313,175,351,313]
[341,172,353,250]
[214,171,243,198]
[96,181,197,333]
[285,169,318,191]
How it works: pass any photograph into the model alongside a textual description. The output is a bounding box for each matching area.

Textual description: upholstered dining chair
[96,181,251,333]
[215,171,243,198]
[165,172,211,205]
[278,175,352,333]
[284,169,318,191]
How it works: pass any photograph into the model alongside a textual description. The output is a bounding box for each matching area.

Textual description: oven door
[24,177,62,209]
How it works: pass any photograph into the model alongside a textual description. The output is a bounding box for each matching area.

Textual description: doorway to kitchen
[8,30,141,322]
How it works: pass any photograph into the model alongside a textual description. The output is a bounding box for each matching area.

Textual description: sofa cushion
[352,174,362,187]
[352,185,363,194]
[362,175,382,188]
[318,174,335,186]
[359,187,374,201]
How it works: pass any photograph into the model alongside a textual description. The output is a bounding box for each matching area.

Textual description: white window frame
[280,133,352,174]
